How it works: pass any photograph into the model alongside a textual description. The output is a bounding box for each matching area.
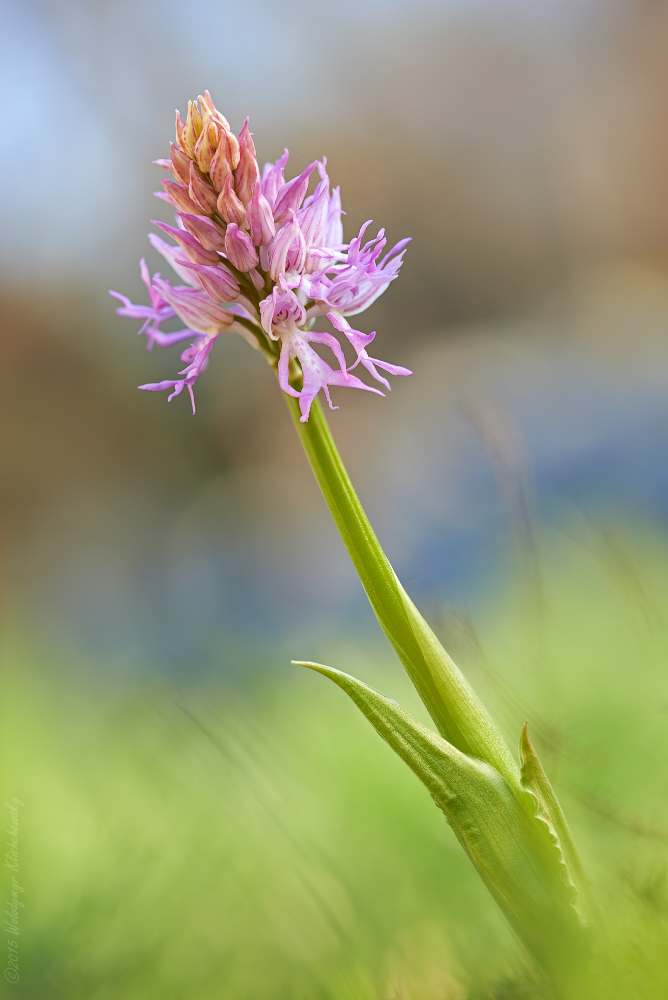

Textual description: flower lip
[139,334,219,414]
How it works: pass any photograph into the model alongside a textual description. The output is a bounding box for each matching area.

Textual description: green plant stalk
[286,393,593,989]
[286,394,521,791]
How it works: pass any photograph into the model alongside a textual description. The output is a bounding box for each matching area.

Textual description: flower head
[110,90,411,418]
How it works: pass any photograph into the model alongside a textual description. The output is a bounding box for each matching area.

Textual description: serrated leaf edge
[519,723,592,925]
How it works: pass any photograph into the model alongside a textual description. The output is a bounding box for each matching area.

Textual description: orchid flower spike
[111,91,412,418]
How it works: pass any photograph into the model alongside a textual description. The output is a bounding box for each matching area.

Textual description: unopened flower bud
[224,128,240,171]
[235,149,259,208]
[152,220,221,266]
[208,135,232,194]
[147,233,203,287]
[176,260,240,302]
[161,179,203,215]
[175,109,188,153]
[199,90,230,131]
[194,115,219,174]
[234,119,259,206]
[170,142,192,184]
[208,127,239,194]
[189,161,218,215]
[224,223,259,272]
[217,175,246,227]
[234,146,260,205]
[239,118,256,159]
[153,158,180,180]
[177,213,227,252]
[183,100,203,157]
[247,182,275,248]
[272,161,318,223]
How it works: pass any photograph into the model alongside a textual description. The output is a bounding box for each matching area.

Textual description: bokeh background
[3,0,668,996]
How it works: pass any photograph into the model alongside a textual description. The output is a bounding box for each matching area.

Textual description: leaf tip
[519,721,532,766]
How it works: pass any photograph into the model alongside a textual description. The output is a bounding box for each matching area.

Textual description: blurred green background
[3,0,668,996]
[4,530,668,997]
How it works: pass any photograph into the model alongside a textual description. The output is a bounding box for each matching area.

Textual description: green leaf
[294,660,589,979]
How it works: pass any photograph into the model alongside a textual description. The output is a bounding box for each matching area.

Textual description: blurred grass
[2,519,668,998]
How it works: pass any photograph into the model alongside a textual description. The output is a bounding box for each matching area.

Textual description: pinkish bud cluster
[111,91,412,418]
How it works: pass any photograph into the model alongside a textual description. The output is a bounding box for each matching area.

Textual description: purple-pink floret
[110,92,411,420]
[139,335,218,415]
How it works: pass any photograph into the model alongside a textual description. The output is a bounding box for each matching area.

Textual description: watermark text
[4,799,23,984]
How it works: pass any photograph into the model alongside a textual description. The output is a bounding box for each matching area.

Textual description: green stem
[285,394,522,794]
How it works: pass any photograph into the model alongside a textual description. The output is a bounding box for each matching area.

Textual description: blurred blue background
[3,3,668,996]
[4,0,668,673]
